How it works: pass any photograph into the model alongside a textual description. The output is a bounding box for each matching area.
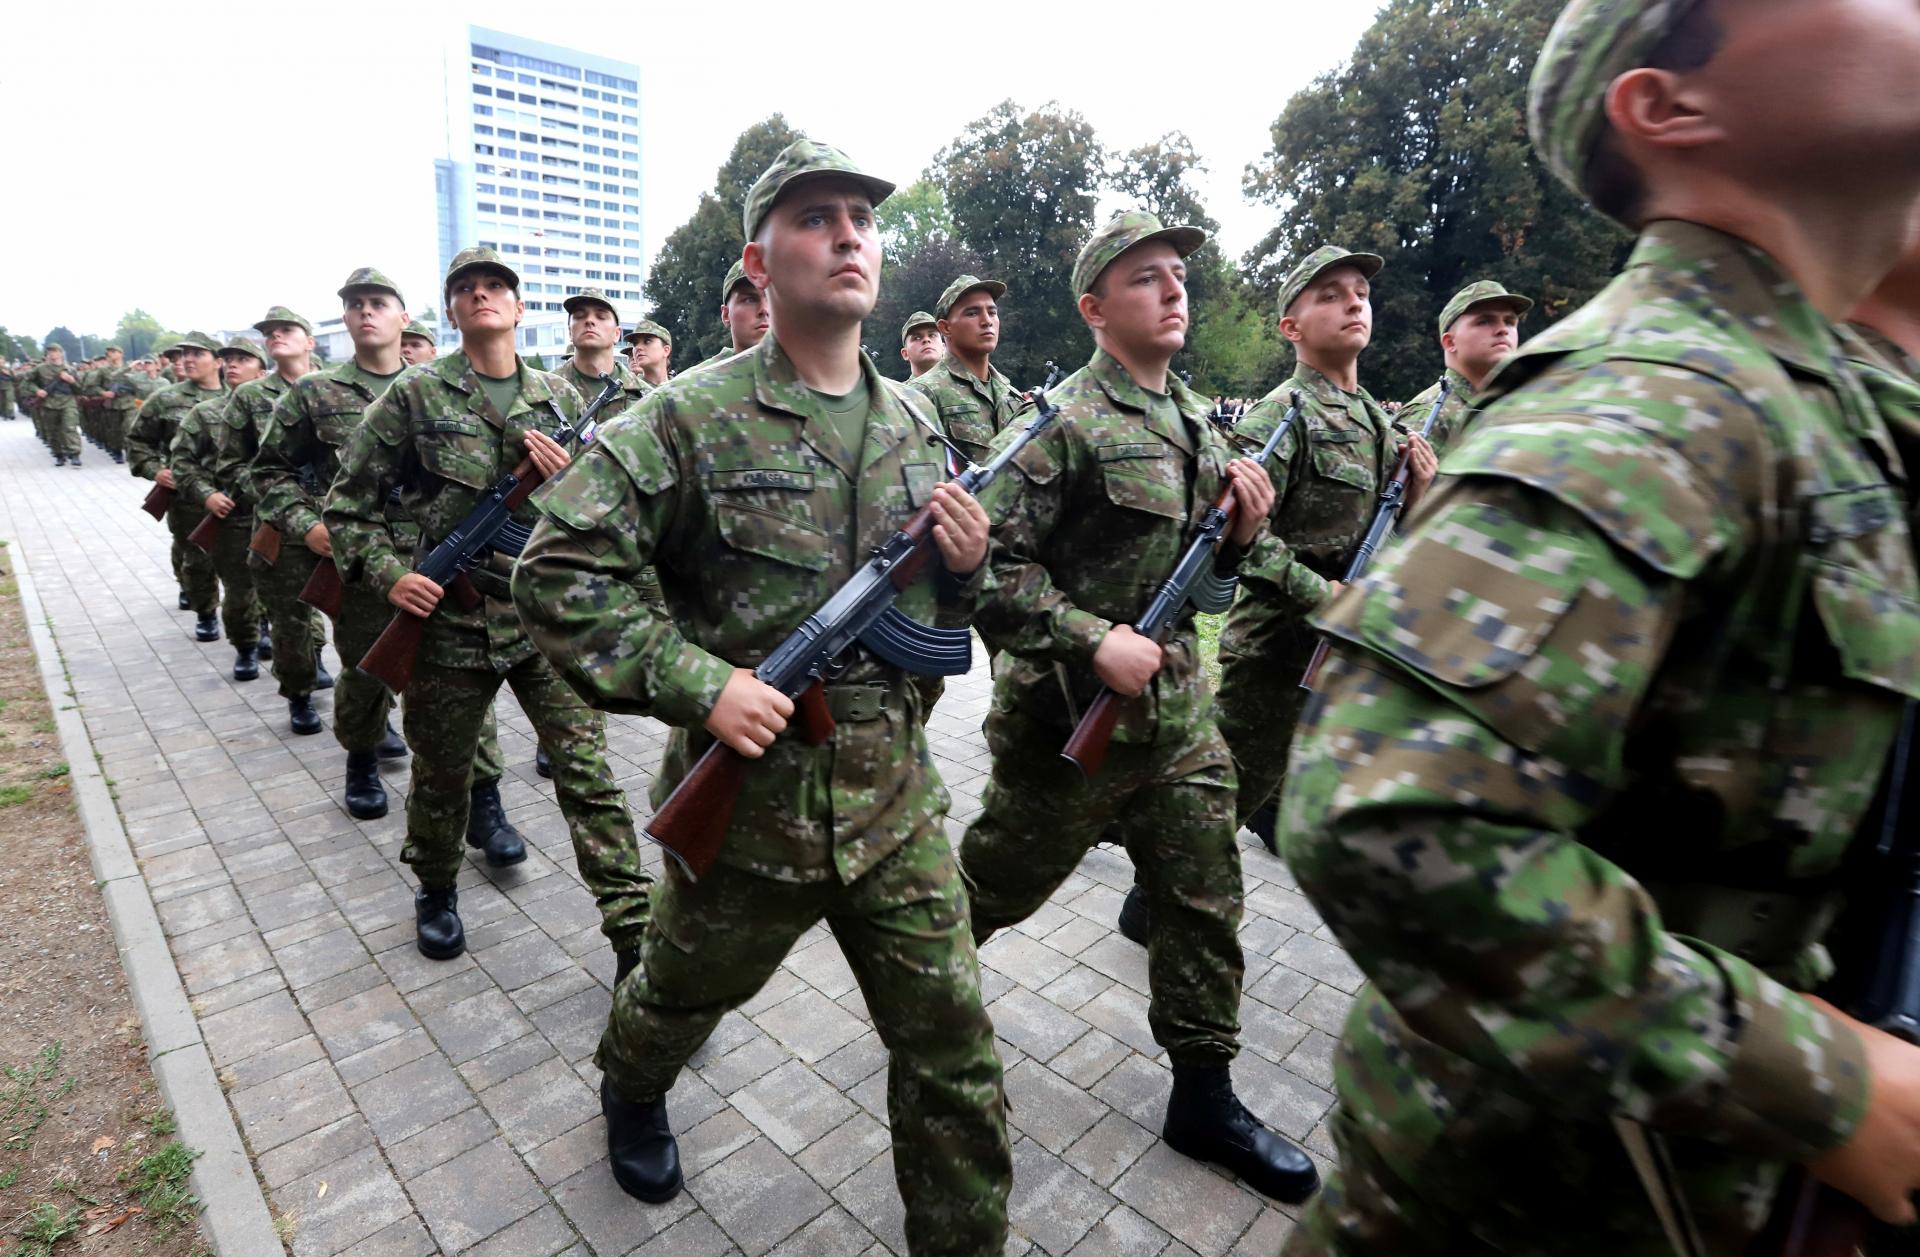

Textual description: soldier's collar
[1443,366,1476,405]
[1629,221,1836,379]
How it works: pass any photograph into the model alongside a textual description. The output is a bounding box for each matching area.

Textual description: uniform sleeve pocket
[1809,559,1920,699]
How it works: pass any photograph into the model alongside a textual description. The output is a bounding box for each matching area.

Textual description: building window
[473,104,493,116]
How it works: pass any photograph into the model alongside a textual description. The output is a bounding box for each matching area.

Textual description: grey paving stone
[731,1060,856,1156]
[270,1144,412,1257]
[750,988,866,1065]
[1009,1138,1114,1255]
[479,1053,598,1153]
[349,1053,475,1145]
[228,1057,356,1155]
[553,1159,695,1255]
[768,1205,876,1256]
[406,1136,545,1252]
[630,1211,740,1257]
[1113,1142,1263,1256]
[1064,1110,1158,1189]
[988,986,1091,1062]
[1066,1204,1171,1257]
[460,1204,580,1257]
[384,1104,500,1182]
[308,981,417,1060]
[1006,1058,1109,1155]
[691,1136,833,1255]
[422,987,537,1065]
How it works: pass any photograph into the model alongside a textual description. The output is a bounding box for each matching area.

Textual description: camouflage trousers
[41,399,79,459]
[107,406,135,456]
[960,704,1244,1066]
[1284,987,1795,1256]
[401,650,647,947]
[597,823,1010,1257]
[0,383,13,416]
[1216,624,1318,830]
[251,545,328,699]
[203,511,261,649]
[334,584,407,756]
[166,499,218,616]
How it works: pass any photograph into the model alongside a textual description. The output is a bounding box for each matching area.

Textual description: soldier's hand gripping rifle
[1750,702,1920,1257]
[356,376,623,694]
[1298,376,1450,691]
[645,368,1064,880]
[1061,391,1305,779]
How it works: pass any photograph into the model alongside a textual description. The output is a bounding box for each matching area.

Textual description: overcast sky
[2,0,1378,341]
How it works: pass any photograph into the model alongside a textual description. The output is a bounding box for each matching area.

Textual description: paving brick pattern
[2,424,1356,1256]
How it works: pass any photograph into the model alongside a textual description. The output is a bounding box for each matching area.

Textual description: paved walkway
[1,419,1356,1257]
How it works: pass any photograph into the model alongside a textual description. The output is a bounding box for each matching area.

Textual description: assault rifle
[1298,376,1450,691]
[646,367,1064,879]
[1061,391,1304,779]
[1751,701,1920,1257]
[357,375,622,693]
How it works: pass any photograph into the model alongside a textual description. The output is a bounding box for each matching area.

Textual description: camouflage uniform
[128,365,227,614]
[172,367,265,650]
[324,347,646,946]
[0,363,15,418]
[24,359,82,460]
[556,354,664,609]
[1278,216,1917,1254]
[106,362,150,460]
[214,358,325,698]
[258,358,506,778]
[1216,339,1404,830]
[1400,366,1476,452]
[513,331,1011,1253]
[906,276,1021,468]
[963,346,1253,1063]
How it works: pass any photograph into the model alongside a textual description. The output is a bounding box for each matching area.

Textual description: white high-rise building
[435,26,642,358]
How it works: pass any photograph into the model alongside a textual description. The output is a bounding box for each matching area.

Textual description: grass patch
[38,764,68,780]
[14,1201,81,1256]
[2,1043,69,1150]
[125,1140,202,1234]
[0,784,31,808]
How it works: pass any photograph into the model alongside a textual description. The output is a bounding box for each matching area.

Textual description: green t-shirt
[361,365,405,398]
[809,379,871,471]
[475,365,522,421]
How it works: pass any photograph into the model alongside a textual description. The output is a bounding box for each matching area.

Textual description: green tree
[879,180,956,262]
[645,115,803,366]
[1242,0,1630,401]
[113,309,166,359]
[43,327,81,358]
[865,236,986,382]
[933,101,1107,386]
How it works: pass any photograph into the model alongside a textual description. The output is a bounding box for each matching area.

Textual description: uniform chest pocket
[1808,559,1920,699]
[1308,425,1376,492]
[313,408,364,447]
[710,468,830,571]
[418,426,497,492]
[1098,443,1186,521]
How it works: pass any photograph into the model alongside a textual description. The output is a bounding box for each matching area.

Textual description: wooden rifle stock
[1750,1169,1870,1257]
[248,524,282,565]
[141,481,175,520]
[1060,691,1124,780]
[299,556,344,619]
[187,512,221,553]
[643,680,835,879]
[358,611,428,694]
[1299,637,1334,691]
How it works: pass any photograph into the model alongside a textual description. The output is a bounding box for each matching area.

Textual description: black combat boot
[53,454,65,467]
[1117,883,1151,947]
[464,780,526,867]
[194,613,220,642]
[1246,799,1281,857]
[375,721,408,760]
[288,695,322,736]
[1162,1064,1319,1203]
[312,651,334,690]
[535,746,553,778]
[111,450,123,465]
[256,619,272,660]
[177,592,191,611]
[343,750,387,820]
[233,645,259,682]
[67,455,80,467]
[601,1076,681,1202]
[415,884,465,959]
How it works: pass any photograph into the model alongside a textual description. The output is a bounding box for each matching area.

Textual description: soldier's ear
[1076,292,1104,331]
[1278,315,1303,346]
[1606,66,1724,154]
[1440,330,1456,355]
[742,243,769,292]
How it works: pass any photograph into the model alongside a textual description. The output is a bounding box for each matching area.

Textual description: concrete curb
[9,541,284,1256]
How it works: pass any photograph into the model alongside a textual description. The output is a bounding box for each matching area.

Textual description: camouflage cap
[1437,280,1534,334]
[172,331,223,353]
[1276,245,1386,317]
[443,246,519,299]
[741,138,895,242]
[402,320,437,346]
[934,275,1007,319]
[1071,211,1207,299]
[104,344,124,353]
[337,266,404,304]
[219,337,270,367]
[153,333,183,355]
[1527,0,1706,208]
[252,305,313,335]
[900,311,938,344]
[623,319,672,347]
[562,286,620,323]
[719,259,753,304]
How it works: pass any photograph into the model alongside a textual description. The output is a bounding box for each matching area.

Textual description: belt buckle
[832,683,887,723]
